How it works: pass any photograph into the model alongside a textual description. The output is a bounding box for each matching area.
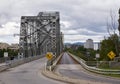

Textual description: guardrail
[0,55,44,72]
[68,52,120,75]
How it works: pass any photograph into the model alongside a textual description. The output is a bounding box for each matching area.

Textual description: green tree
[100,34,118,61]
[0,49,18,58]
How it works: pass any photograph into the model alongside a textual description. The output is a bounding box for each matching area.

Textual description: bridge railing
[68,52,120,75]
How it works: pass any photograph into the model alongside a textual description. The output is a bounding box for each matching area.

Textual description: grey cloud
[0,13,11,25]
[0,0,120,43]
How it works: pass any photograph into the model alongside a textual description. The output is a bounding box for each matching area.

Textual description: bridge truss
[19,12,63,58]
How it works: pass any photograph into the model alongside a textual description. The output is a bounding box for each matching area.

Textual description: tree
[106,10,119,57]
[100,34,117,61]
[0,49,18,58]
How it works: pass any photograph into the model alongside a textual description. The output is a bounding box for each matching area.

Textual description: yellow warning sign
[107,51,116,60]
[46,52,53,60]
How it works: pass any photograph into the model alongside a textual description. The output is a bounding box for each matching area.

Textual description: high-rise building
[84,39,94,49]
[94,42,100,50]
[19,12,62,57]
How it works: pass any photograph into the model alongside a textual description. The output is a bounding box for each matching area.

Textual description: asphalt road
[59,52,78,64]
[58,52,120,84]
[0,57,64,84]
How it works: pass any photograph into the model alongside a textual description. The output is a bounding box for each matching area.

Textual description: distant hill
[64,42,99,46]
[64,43,71,45]
[72,42,84,46]
[64,42,84,46]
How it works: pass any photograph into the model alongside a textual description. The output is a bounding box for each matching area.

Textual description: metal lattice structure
[19,12,63,58]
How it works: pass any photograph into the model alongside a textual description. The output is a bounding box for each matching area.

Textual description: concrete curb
[41,69,109,84]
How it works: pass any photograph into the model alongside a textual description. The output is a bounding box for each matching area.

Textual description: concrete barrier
[0,65,9,72]
[0,55,44,72]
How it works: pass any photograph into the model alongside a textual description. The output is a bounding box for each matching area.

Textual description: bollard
[50,66,52,71]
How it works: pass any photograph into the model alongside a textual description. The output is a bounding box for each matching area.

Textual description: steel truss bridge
[19,12,63,58]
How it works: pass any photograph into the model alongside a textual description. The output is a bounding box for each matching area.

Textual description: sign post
[46,52,53,60]
[107,51,116,67]
[4,52,8,58]
[96,53,100,67]
[45,52,53,71]
[4,52,9,65]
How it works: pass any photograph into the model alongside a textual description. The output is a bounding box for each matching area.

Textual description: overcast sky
[0,0,120,44]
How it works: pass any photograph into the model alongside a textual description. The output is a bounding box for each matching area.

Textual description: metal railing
[68,53,120,75]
